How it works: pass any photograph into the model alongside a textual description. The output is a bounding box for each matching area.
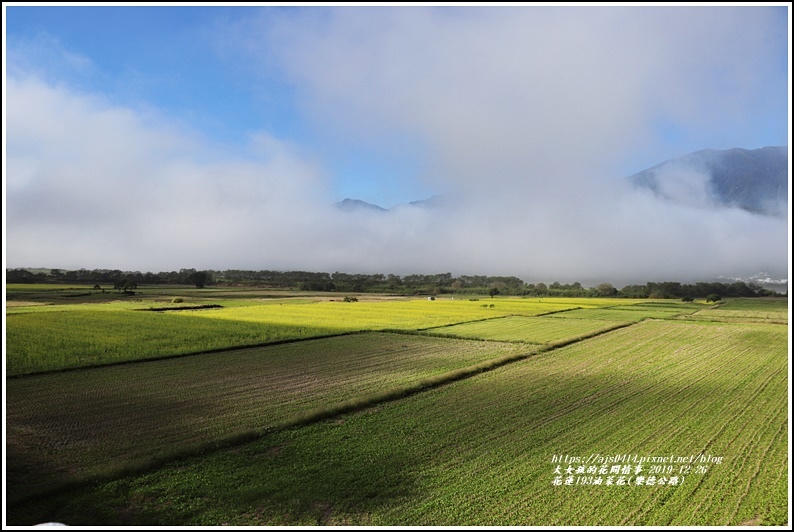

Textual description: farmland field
[686,299,788,324]
[423,315,631,344]
[6,333,532,505]
[5,307,340,375]
[544,306,693,321]
[6,297,631,375]
[713,298,789,312]
[4,291,788,526]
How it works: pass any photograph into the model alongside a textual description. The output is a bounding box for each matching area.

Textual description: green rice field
[545,306,695,321]
[687,299,788,324]
[6,296,640,376]
[6,333,530,504]
[4,290,788,526]
[423,315,631,344]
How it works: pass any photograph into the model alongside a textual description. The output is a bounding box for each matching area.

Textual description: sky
[3,4,791,285]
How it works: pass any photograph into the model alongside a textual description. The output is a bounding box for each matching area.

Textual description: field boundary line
[672,316,788,326]
[415,314,521,332]
[6,331,361,379]
[390,319,634,346]
[534,306,585,317]
[413,306,585,333]
[384,328,544,345]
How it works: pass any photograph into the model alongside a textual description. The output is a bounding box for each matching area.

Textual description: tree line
[7,268,212,287]
[6,267,783,299]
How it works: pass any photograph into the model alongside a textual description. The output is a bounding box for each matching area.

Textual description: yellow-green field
[544,306,694,321]
[4,290,788,526]
[6,296,648,375]
[423,315,631,343]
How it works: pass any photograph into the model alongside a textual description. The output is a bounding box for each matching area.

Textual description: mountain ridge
[335,198,388,213]
[335,195,443,213]
[629,146,787,216]
[336,147,788,217]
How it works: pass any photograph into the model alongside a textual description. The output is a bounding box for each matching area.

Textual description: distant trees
[619,285,648,298]
[646,282,683,299]
[113,279,137,293]
[4,266,784,300]
[187,271,209,289]
[706,294,722,303]
[596,283,618,297]
[6,269,48,283]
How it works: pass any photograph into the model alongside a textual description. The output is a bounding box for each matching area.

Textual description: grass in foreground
[9,319,787,526]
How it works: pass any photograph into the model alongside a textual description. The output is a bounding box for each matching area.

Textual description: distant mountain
[339,147,788,217]
[630,146,788,216]
[335,198,388,213]
[335,195,443,213]
[406,195,445,208]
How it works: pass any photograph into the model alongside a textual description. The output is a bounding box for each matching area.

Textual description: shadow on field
[5,386,229,511]
[7,348,787,526]
[8,421,421,526]
[9,349,787,526]
[7,332,518,521]
[7,320,787,525]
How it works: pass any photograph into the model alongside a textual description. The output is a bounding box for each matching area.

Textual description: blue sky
[5,5,437,206]
[3,4,790,282]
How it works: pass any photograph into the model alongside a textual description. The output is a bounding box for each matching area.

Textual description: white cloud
[5,6,788,284]
[235,6,787,282]
[5,75,336,271]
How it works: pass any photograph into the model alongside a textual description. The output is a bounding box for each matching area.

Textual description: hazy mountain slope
[337,147,788,217]
[335,198,389,213]
[335,196,443,212]
[630,146,788,216]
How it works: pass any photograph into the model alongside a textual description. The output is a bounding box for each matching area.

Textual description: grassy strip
[414,306,587,333]
[415,314,521,332]
[395,329,543,345]
[401,317,632,346]
[543,321,636,348]
[545,307,685,321]
[135,304,224,312]
[535,306,584,316]
[674,315,788,326]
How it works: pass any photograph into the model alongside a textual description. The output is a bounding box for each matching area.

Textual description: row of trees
[615,281,777,299]
[6,268,212,288]
[5,267,783,298]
